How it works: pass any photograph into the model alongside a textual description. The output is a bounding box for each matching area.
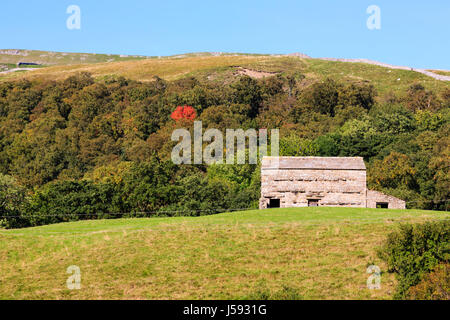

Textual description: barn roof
[261,157,366,170]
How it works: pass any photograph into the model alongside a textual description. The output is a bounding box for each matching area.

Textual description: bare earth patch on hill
[235,67,278,79]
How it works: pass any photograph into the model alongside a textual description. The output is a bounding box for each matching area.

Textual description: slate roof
[261,157,366,170]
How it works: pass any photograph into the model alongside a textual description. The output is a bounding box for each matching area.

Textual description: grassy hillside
[428,70,450,76]
[0,49,148,66]
[0,50,265,67]
[1,53,448,97]
[0,207,448,300]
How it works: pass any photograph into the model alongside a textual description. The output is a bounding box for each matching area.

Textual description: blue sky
[1,0,449,69]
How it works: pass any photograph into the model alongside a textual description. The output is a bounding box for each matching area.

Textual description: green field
[0,207,448,300]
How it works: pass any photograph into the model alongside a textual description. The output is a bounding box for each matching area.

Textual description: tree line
[0,72,448,228]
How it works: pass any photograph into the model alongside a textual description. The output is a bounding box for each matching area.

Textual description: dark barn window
[376,202,389,209]
[308,199,319,207]
[269,199,280,208]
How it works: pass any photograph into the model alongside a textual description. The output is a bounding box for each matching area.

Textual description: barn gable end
[366,190,406,209]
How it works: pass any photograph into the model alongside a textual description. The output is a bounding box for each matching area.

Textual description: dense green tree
[0,174,29,229]
[231,76,263,117]
[279,135,318,156]
[338,82,376,111]
[371,104,416,134]
[414,109,447,132]
[162,174,233,215]
[207,163,256,191]
[338,118,389,158]
[308,78,340,116]
[368,152,416,190]
[120,157,179,214]
[314,134,341,156]
[27,180,121,226]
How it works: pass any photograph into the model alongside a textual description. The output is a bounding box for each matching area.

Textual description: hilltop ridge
[1,50,449,98]
[1,49,448,81]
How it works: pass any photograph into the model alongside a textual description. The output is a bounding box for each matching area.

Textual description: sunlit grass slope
[1,54,448,96]
[0,49,147,66]
[0,207,448,300]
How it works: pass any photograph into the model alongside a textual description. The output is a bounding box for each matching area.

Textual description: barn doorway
[268,199,280,208]
[308,199,319,207]
[376,202,389,209]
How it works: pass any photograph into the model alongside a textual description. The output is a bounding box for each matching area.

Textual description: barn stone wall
[260,168,367,209]
[366,190,406,209]
[259,157,406,210]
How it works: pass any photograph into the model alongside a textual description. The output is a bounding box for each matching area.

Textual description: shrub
[404,83,441,112]
[378,220,450,299]
[407,263,449,300]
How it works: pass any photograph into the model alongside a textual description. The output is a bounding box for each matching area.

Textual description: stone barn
[259,157,405,209]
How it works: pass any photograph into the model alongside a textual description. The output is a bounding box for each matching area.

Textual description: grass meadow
[0,207,448,300]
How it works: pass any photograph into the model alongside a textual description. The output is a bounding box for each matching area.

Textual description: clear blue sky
[1,0,449,69]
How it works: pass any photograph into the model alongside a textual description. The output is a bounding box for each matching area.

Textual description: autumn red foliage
[171,105,197,121]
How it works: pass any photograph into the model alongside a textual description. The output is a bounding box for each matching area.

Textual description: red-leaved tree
[171,105,197,121]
